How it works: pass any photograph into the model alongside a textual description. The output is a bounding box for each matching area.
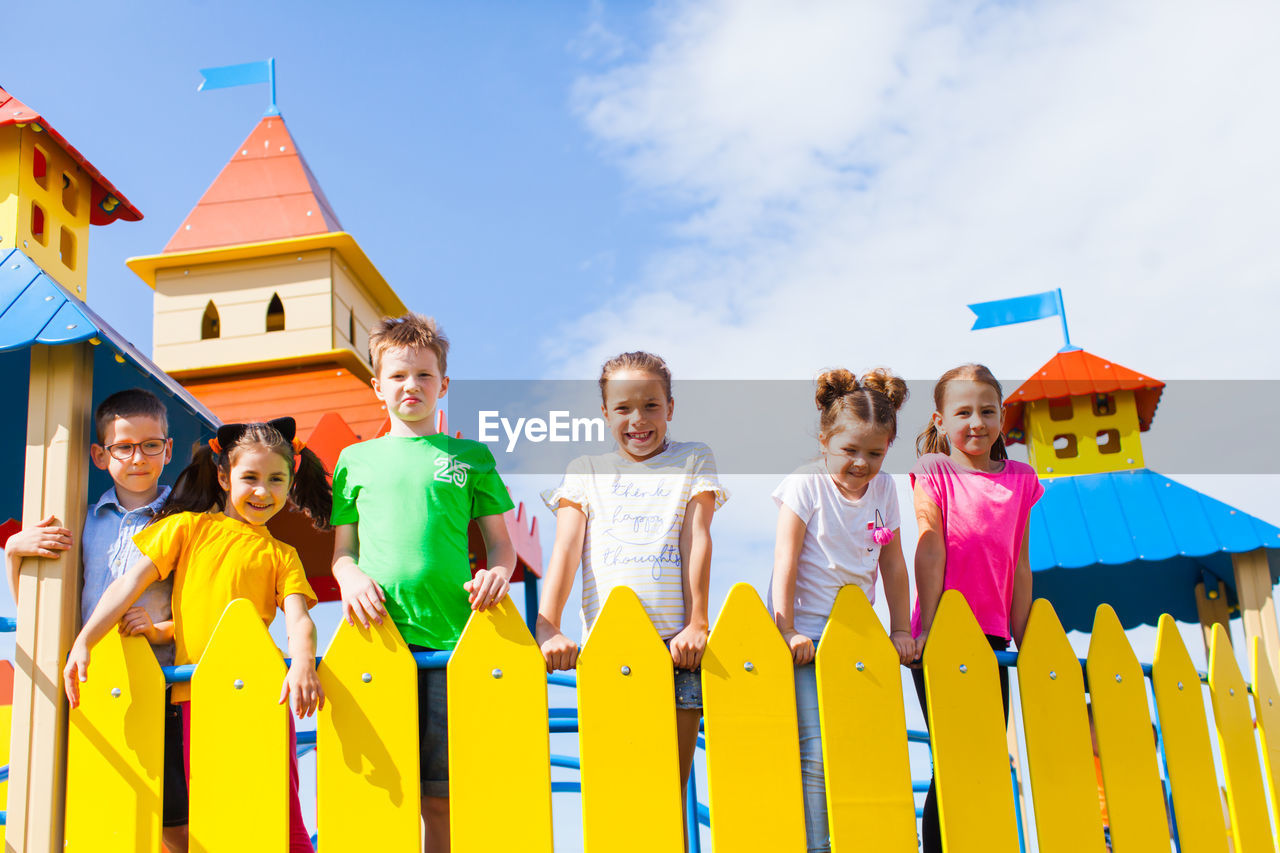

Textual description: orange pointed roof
[164,114,342,252]
[0,86,142,224]
[1003,349,1165,443]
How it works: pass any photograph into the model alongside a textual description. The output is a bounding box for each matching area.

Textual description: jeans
[794,663,830,853]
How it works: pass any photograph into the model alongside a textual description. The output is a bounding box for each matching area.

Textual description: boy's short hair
[95,389,169,443]
[369,313,450,376]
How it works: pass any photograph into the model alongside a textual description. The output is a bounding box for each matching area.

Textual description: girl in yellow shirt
[64,417,331,853]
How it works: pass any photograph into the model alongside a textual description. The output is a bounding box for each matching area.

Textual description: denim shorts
[410,645,449,798]
[674,666,703,710]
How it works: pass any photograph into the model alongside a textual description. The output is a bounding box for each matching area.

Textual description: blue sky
[7,1,1280,849]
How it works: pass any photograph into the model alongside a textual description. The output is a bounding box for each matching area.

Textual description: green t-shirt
[330,434,514,649]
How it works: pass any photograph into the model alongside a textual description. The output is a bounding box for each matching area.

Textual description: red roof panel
[1003,349,1165,443]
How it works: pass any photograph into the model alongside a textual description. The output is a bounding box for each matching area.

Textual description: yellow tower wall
[152,250,337,373]
[0,125,91,295]
[1025,389,1145,478]
[330,254,385,371]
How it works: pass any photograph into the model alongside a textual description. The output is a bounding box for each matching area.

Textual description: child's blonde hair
[816,368,909,441]
[369,313,450,375]
[598,351,673,402]
[915,363,1009,460]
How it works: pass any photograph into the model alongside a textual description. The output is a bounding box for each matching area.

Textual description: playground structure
[3,81,1280,851]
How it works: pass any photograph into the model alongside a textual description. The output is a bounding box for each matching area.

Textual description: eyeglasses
[104,439,168,461]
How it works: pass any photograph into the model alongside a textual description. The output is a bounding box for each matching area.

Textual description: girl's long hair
[159,418,332,530]
[915,364,1009,461]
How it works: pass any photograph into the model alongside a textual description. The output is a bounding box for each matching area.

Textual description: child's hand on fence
[6,515,72,559]
[337,566,387,628]
[464,569,509,612]
[63,642,91,708]
[909,629,929,669]
[670,624,709,670]
[118,607,158,643]
[889,630,915,665]
[280,660,325,719]
[784,630,815,666]
[537,628,579,672]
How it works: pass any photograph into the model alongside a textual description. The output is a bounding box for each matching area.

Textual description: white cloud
[552,0,1280,382]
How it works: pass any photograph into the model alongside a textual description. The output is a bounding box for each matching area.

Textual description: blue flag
[198,59,278,116]
[968,288,1077,351]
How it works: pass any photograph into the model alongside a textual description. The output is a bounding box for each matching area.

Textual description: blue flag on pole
[198,59,279,116]
[968,288,1078,351]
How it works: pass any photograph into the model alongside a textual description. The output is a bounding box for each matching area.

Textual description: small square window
[59,227,76,270]
[1048,398,1073,421]
[1096,429,1120,454]
[1092,394,1115,417]
[30,201,47,245]
[31,145,48,188]
[1053,433,1078,459]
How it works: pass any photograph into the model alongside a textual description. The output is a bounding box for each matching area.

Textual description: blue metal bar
[0,617,16,632]
[523,573,540,635]
[0,764,7,783]
[549,707,577,719]
[1011,757,1027,853]
[686,762,704,851]
[547,672,577,689]
[550,754,580,770]
[552,782,581,794]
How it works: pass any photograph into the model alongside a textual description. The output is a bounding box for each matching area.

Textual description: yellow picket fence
[61,585,1280,852]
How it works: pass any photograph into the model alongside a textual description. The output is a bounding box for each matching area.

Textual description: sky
[5,1,1280,849]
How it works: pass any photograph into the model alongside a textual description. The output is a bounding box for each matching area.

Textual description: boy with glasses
[4,388,189,852]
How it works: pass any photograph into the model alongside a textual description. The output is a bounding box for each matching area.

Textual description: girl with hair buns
[769,367,914,853]
[910,364,1043,853]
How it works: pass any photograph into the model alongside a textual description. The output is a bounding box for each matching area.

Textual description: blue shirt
[81,486,174,666]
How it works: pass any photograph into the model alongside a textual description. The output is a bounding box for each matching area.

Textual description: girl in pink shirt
[910,364,1043,853]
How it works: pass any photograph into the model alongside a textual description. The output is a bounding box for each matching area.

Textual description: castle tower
[0,86,142,296]
[126,113,403,439]
[1001,348,1164,479]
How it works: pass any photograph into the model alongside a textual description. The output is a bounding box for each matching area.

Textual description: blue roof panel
[0,249,98,351]
[1032,469,1280,631]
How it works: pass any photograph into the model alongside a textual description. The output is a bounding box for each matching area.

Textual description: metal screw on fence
[743,661,754,672]
[361,672,372,683]
[1178,681,1184,690]
[1230,688,1235,696]
[1115,674,1122,683]
[234,679,244,690]
[492,668,503,679]
[855,661,864,672]
[620,666,631,676]
[959,664,967,674]
[110,688,121,698]
[1049,671,1057,680]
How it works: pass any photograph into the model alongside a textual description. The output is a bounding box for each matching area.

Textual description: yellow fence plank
[317,617,420,850]
[1086,604,1169,852]
[448,596,553,853]
[702,582,804,850]
[1209,623,1273,853]
[1251,637,1280,840]
[578,586,683,853]
[1151,614,1229,853]
[190,599,289,853]
[922,589,1019,853]
[816,585,915,852]
[1015,599,1107,853]
[64,631,165,852]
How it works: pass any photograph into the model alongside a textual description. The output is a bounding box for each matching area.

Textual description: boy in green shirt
[330,313,515,852]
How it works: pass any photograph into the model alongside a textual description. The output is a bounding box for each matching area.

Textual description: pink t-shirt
[909,453,1043,640]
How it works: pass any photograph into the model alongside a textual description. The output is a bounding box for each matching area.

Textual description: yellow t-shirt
[133,512,317,701]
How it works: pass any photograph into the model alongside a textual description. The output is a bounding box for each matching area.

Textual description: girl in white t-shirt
[537,351,728,825]
[769,367,915,853]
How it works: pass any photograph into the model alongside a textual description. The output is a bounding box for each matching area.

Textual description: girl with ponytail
[64,417,329,853]
[769,367,915,853]
[909,365,1043,853]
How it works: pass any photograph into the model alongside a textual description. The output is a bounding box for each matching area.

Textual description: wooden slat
[577,586,683,853]
[316,618,420,849]
[922,589,1019,853]
[1251,637,1280,839]
[64,632,165,851]
[1151,613,1229,853]
[448,596,553,852]
[1209,623,1273,853]
[1016,599,1106,853]
[816,586,915,851]
[189,599,290,852]
[1086,604,1170,852]
[702,582,804,850]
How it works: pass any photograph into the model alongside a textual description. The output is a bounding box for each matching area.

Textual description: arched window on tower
[266,293,285,332]
[201,301,220,340]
